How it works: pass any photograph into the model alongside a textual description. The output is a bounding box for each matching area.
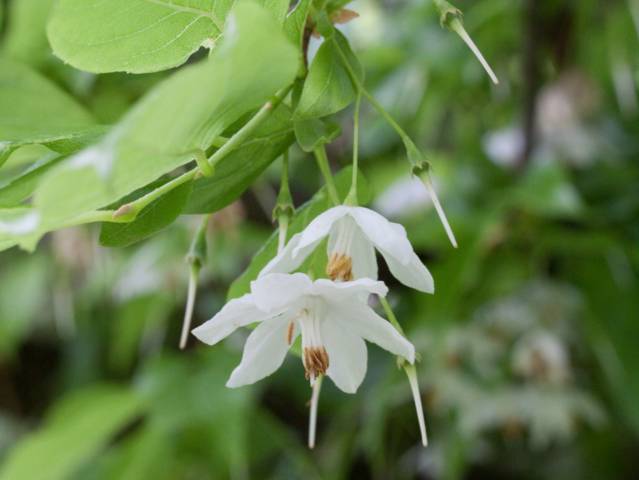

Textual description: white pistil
[421,174,458,249]
[277,215,288,253]
[327,220,357,281]
[331,219,356,258]
[450,19,499,85]
[299,304,329,384]
[180,268,199,350]
[308,375,323,449]
[405,364,428,447]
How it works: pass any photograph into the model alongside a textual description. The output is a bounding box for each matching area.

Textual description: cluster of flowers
[192,205,441,447]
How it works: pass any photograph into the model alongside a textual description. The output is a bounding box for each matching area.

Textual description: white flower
[192,272,415,393]
[259,206,434,293]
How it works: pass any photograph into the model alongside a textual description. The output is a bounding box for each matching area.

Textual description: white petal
[192,294,266,345]
[350,207,413,264]
[259,233,322,277]
[335,301,415,363]
[327,217,377,280]
[293,206,350,256]
[250,272,312,312]
[380,248,435,293]
[312,277,388,302]
[226,316,294,388]
[321,318,367,393]
[350,207,434,293]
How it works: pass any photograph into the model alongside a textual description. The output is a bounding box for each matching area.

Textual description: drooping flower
[259,206,434,293]
[192,272,415,393]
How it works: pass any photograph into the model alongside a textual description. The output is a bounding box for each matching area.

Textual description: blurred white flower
[512,330,570,385]
[374,176,431,218]
[192,272,415,393]
[260,206,434,293]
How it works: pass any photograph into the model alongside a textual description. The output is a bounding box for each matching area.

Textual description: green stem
[345,92,362,205]
[114,168,197,219]
[333,40,415,151]
[277,150,292,207]
[112,85,293,220]
[379,296,405,336]
[209,85,292,170]
[313,145,340,206]
[60,210,118,226]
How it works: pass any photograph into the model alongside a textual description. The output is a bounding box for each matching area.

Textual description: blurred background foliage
[1,0,638,478]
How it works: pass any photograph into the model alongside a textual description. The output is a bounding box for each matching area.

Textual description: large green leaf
[184,104,295,214]
[33,2,298,228]
[0,385,144,480]
[0,59,102,167]
[228,167,370,299]
[47,0,232,74]
[294,30,363,119]
[99,181,193,247]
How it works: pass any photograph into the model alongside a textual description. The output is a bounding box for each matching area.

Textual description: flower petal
[312,277,388,302]
[380,249,434,293]
[293,206,350,256]
[350,207,434,293]
[192,294,267,345]
[335,301,415,363]
[251,272,312,312]
[350,207,413,264]
[327,217,377,280]
[226,316,294,388]
[321,318,367,393]
[259,233,322,277]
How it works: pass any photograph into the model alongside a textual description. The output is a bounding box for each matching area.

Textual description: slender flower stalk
[345,92,362,205]
[420,173,458,248]
[332,38,457,249]
[274,152,294,254]
[180,266,199,350]
[180,215,209,349]
[314,145,340,206]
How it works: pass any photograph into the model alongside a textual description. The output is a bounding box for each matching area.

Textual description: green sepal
[433,0,463,29]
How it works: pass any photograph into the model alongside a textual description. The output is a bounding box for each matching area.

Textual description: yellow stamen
[326,253,353,281]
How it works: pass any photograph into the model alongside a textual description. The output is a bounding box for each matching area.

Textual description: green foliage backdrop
[0,0,638,479]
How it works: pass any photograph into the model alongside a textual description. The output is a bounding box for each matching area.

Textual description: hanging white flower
[192,272,415,393]
[259,206,434,293]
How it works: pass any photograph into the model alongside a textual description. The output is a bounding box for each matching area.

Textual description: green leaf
[0,59,102,167]
[284,0,312,48]
[34,2,298,227]
[99,181,193,247]
[228,166,370,299]
[294,30,363,119]
[257,0,291,24]
[47,0,232,74]
[294,117,341,152]
[1,0,55,66]
[0,153,64,208]
[184,104,295,214]
[0,207,40,252]
[0,384,144,480]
